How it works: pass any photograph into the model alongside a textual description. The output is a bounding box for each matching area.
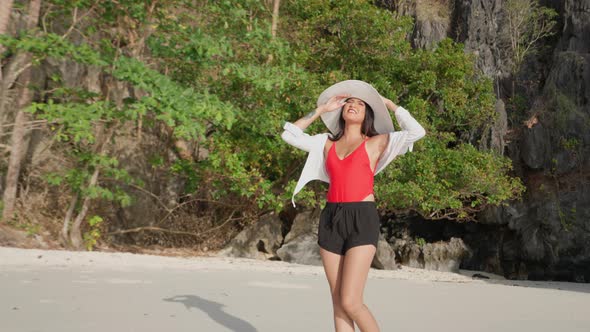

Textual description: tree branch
[107,210,242,238]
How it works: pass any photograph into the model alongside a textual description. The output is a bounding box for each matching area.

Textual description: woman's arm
[384,97,426,146]
[292,94,350,130]
[368,98,397,165]
[371,97,426,167]
[281,94,349,152]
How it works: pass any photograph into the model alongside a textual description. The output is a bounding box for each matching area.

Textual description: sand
[2,246,589,332]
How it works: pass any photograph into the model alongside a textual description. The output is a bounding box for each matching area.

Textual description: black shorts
[317,201,380,255]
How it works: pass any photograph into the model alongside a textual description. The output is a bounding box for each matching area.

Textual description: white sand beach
[1,246,589,332]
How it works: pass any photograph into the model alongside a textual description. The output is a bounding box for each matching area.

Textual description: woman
[281,80,426,332]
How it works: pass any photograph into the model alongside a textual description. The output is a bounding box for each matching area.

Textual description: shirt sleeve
[393,106,427,153]
[375,106,426,174]
[280,122,317,153]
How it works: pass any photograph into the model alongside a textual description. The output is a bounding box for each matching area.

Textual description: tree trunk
[0,0,13,34]
[1,69,32,222]
[0,0,40,119]
[0,53,32,132]
[271,0,280,38]
[68,125,115,250]
[0,0,12,196]
[24,0,42,30]
[265,0,280,64]
[0,1,14,75]
[60,193,79,246]
[0,0,41,222]
[69,170,100,250]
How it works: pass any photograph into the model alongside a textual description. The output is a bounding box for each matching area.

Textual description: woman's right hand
[318,94,350,114]
[291,94,350,131]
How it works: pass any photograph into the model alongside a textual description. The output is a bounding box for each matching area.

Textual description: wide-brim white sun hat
[317,80,394,135]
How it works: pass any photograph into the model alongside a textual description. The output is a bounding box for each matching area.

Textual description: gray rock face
[480,99,508,154]
[538,51,590,176]
[505,0,590,281]
[473,177,590,282]
[283,209,320,243]
[278,234,400,269]
[380,0,590,282]
[217,213,283,260]
[520,123,551,169]
[273,209,398,269]
[379,0,451,50]
[413,14,449,50]
[372,234,398,270]
[423,237,470,273]
[276,209,322,265]
[391,237,423,268]
[452,0,504,77]
[391,235,469,272]
[558,0,590,54]
[276,233,322,266]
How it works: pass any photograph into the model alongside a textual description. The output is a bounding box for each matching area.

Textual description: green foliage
[28,100,114,143]
[28,90,136,208]
[112,57,237,139]
[375,133,525,220]
[415,237,427,247]
[5,216,41,236]
[395,39,496,131]
[286,0,413,74]
[12,0,526,226]
[560,137,580,152]
[170,159,201,193]
[41,153,134,207]
[0,32,105,65]
[83,215,104,251]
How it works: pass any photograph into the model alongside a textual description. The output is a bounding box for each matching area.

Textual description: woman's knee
[340,295,363,317]
[331,291,343,307]
[329,293,347,315]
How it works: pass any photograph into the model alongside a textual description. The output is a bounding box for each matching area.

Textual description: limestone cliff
[382,0,590,282]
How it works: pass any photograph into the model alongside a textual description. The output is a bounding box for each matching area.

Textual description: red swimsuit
[326,139,375,202]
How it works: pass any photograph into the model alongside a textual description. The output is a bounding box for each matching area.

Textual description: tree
[0,0,13,60]
[1,0,42,223]
[0,0,14,198]
[500,0,558,78]
[271,0,280,37]
[9,1,235,248]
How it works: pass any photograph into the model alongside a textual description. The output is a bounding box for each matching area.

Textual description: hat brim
[317,80,394,135]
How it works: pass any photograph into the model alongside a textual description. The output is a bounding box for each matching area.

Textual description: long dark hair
[329,101,379,141]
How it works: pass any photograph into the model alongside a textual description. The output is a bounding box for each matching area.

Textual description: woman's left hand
[380,96,398,112]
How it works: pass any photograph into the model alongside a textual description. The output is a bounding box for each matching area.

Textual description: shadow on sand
[163,295,258,332]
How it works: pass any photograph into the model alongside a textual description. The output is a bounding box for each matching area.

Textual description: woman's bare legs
[340,244,379,332]
[320,247,355,332]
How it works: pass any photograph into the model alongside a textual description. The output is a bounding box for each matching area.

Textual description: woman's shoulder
[309,132,331,146]
[313,132,331,140]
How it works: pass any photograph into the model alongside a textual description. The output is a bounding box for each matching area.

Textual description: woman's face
[341,97,366,124]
